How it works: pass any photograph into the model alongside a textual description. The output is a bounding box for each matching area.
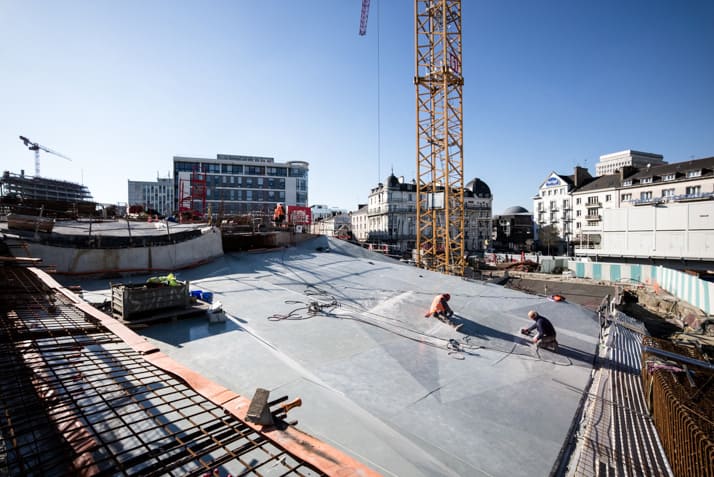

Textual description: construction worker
[273,202,285,227]
[521,310,558,351]
[425,293,454,320]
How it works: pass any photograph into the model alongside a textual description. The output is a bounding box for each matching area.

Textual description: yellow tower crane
[360,0,465,275]
[414,0,465,275]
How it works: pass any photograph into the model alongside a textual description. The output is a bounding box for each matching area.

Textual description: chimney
[573,166,591,187]
[620,165,636,182]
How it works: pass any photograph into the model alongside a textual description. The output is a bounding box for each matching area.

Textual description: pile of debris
[503,260,539,272]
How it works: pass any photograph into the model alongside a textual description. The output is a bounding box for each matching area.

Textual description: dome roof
[502,205,530,215]
[465,178,492,198]
[386,174,401,188]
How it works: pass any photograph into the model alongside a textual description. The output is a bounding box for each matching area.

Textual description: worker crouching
[521,310,559,352]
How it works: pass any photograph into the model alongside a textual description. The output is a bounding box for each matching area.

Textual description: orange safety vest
[429,294,448,315]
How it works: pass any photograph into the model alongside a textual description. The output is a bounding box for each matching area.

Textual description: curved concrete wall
[25,226,223,275]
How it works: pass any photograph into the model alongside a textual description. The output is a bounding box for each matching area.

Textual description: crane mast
[414,0,465,275]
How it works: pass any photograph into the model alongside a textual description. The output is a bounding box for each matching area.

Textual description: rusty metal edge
[29,267,382,477]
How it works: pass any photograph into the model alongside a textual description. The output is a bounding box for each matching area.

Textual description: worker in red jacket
[425,293,454,319]
[273,203,285,227]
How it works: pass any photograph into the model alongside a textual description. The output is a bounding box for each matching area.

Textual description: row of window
[205,189,285,201]
[622,170,702,186]
[621,185,701,201]
[204,176,287,189]
[175,162,308,178]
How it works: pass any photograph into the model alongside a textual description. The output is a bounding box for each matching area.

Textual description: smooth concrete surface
[69,236,602,477]
[4,222,223,274]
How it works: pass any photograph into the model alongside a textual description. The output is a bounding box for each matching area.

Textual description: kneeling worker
[425,293,461,330]
[521,310,558,351]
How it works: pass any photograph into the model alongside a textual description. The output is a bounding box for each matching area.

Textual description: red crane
[359,0,370,35]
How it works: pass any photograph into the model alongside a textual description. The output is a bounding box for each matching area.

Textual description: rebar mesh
[0,265,327,476]
[642,336,714,477]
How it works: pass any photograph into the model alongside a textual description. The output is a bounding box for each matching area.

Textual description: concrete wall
[581,201,714,260]
[25,226,223,275]
[569,260,714,314]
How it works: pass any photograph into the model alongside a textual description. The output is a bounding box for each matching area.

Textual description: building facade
[492,206,534,252]
[362,174,493,254]
[533,167,591,253]
[571,173,623,250]
[535,155,714,262]
[127,177,174,217]
[350,205,369,242]
[173,154,308,217]
[595,150,666,176]
[310,214,351,238]
[2,170,93,203]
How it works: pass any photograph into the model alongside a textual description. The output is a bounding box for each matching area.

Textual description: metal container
[111,281,190,321]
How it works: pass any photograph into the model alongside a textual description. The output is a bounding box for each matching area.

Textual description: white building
[310,214,351,238]
[570,156,714,261]
[127,176,174,216]
[571,173,623,249]
[363,174,493,254]
[595,150,666,176]
[350,205,369,242]
[533,167,591,253]
[311,204,347,222]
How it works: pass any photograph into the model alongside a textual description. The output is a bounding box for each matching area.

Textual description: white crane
[19,135,72,177]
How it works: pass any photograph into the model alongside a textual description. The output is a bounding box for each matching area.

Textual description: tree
[538,224,560,256]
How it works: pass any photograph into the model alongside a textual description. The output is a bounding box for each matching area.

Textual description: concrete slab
[67,236,603,476]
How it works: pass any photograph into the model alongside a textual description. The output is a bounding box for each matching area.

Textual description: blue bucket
[201,292,213,304]
[190,290,202,299]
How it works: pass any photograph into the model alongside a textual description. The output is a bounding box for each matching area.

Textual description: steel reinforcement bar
[642,336,714,477]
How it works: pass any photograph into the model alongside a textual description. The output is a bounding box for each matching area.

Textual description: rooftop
[71,236,603,476]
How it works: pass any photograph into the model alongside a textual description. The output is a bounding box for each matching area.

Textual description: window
[687,170,702,178]
[621,193,632,201]
[576,198,581,205]
[663,173,675,181]
[640,191,652,200]
[623,180,632,186]
[641,177,652,184]
[605,194,612,202]
[661,188,675,197]
[576,210,581,217]
[686,185,701,195]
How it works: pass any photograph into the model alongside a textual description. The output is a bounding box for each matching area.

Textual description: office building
[173,154,308,216]
[127,176,174,216]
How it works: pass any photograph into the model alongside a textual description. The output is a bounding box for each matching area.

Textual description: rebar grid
[642,336,714,477]
[572,325,672,476]
[0,266,326,476]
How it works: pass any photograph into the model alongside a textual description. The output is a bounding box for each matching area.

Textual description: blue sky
[1,1,713,214]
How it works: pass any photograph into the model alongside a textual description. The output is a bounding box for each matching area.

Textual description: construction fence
[570,261,714,315]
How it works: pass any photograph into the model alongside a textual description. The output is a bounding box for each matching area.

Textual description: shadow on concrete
[452,314,532,346]
[452,314,597,366]
[550,344,597,367]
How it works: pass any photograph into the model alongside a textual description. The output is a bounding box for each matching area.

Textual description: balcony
[585,214,601,221]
